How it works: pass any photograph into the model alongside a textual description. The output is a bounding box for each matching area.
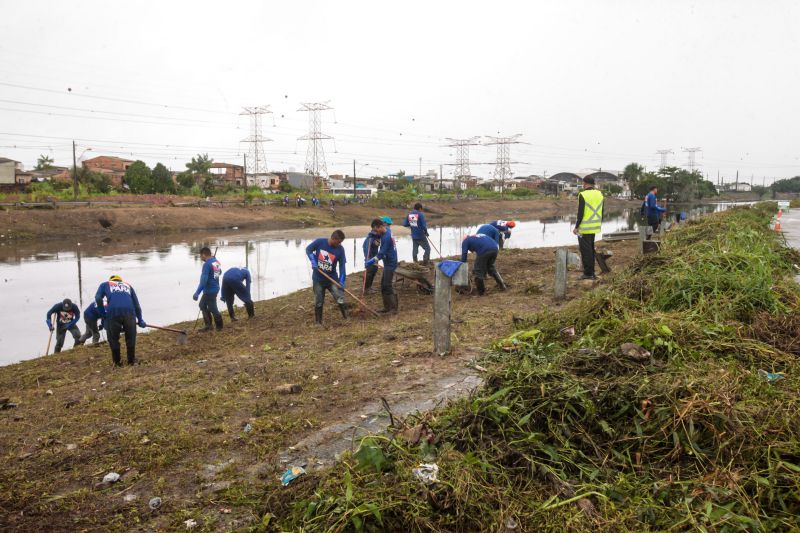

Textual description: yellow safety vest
[578,188,604,234]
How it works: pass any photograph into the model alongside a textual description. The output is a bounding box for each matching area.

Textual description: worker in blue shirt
[461,233,506,295]
[45,298,82,353]
[95,274,146,366]
[306,230,348,325]
[362,227,381,294]
[489,220,516,249]
[193,247,223,331]
[366,217,399,313]
[78,301,103,345]
[221,267,254,321]
[403,202,431,264]
[645,185,667,235]
[476,223,502,245]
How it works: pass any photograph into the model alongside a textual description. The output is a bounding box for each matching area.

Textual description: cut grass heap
[277,205,800,532]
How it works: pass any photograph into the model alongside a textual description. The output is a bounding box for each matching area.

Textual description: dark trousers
[381,268,396,296]
[313,280,345,308]
[648,216,660,236]
[107,314,137,365]
[578,233,596,277]
[199,292,222,320]
[473,250,499,280]
[411,238,431,262]
[364,264,379,290]
[498,235,505,250]
[55,325,81,353]
[79,319,101,344]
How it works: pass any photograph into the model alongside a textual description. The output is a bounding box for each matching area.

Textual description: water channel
[0,203,734,365]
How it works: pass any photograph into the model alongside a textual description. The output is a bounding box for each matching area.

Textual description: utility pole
[443,137,480,188]
[240,106,273,183]
[298,101,334,187]
[681,147,702,173]
[243,153,248,204]
[656,149,674,170]
[484,134,524,197]
[353,159,356,198]
[439,163,443,197]
[72,140,78,200]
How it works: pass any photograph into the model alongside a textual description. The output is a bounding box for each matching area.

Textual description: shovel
[146,324,188,345]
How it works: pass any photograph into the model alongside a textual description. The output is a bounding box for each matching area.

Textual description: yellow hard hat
[109,274,122,282]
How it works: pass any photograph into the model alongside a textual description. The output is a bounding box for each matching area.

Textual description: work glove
[339,274,346,288]
[193,292,199,301]
[46,319,53,331]
[364,257,377,268]
[98,320,104,331]
[138,318,147,328]
[66,320,77,330]
[308,253,319,270]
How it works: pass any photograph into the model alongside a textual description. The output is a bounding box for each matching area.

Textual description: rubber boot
[338,303,348,319]
[111,348,122,367]
[214,314,224,331]
[227,302,238,321]
[315,306,323,325]
[245,301,255,319]
[378,293,393,313]
[390,294,399,314]
[126,345,136,366]
[475,278,487,296]
[200,311,212,332]
[491,272,507,291]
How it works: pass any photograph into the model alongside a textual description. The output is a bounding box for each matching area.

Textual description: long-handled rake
[317,268,381,318]
[146,324,189,345]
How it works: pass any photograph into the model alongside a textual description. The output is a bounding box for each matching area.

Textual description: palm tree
[35,154,54,170]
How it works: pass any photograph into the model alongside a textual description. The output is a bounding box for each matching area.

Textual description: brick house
[210,162,245,186]
[82,156,135,188]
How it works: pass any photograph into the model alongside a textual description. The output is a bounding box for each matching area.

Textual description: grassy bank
[281,205,800,531]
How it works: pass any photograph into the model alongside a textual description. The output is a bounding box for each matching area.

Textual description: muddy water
[0,203,732,365]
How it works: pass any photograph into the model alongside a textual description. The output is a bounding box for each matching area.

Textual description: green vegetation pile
[277,204,800,531]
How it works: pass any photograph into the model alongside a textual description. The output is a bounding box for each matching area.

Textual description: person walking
[45,298,82,353]
[362,225,381,294]
[645,185,667,236]
[220,267,254,321]
[305,230,348,325]
[193,247,224,331]
[489,220,516,249]
[460,234,505,295]
[573,176,604,280]
[94,275,146,366]
[403,202,431,264]
[78,301,103,345]
[365,217,399,313]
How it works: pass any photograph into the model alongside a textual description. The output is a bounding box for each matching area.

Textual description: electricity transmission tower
[656,149,674,170]
[681,147,702,173]
[444,137,481,181]
[298,101,334,180]
[240,106,273,177]
[484,134,523,195]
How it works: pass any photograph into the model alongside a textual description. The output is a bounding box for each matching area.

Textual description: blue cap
[381,216,393,225]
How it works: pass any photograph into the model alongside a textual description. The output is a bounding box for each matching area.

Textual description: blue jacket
[645,192,666,219]
[362,231,381,260]
[95,281,143,321]
[403,210,428,240]
[376,228,398,270]
[476,224,502,244]
[306,238,347,286]
[84,302,102,322]
[461,234,499,262]
[489,220,512,239]
[223,267,251,288]
[46,302,80,329]
[194,257,222,297]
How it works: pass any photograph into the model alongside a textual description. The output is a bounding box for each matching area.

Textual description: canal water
[0,203,733,365]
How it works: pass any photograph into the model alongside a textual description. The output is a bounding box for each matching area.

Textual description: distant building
[250,173,282,190]
[14,170,34,185]
[211,162,245,186]
[0,157,20,185]
[273,171,319,190]
[83,156,135,188]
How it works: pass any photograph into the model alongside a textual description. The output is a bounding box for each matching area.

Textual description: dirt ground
[1,197,637,242]
[0,240,638,532]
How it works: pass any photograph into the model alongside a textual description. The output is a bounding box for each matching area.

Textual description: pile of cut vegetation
[274,204,800,532]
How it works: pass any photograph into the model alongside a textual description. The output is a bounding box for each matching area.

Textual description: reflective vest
[578,189,604,234]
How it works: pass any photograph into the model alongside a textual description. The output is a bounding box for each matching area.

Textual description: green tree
[182,154,214,196]
[124,160,154,194]
[771,176,800,193]
[186,153,213,175]
[152,163,175,194]
[176,171,196,191]
[35,154,54,170]
[78,169,112,194]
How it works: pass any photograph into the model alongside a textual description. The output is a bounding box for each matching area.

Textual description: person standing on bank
[365,217,399,313]
[306,230,348,325]
[45,298,82,353]
[645,185,667,235]
[193,247,223,331]
[573,176,604,280]
[403,202,430,264]
[220,266,254,321]
[94,275,146,366]
[362,225,381,294]
[78,301,103,345]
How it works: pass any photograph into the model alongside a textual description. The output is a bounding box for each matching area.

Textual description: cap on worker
[62,298,72,309]
[381,216,393,225]
[109,274,122,282]
[583,176,595,185]
[507,221,516,228]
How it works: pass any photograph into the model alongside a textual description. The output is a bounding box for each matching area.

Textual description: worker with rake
[362,224,382,294]
[306,230,348,325]
[94,275,146,366]
[45,298,83,353]
[193,247,224,332]
[403,202,431,264]
[365,217,399,314]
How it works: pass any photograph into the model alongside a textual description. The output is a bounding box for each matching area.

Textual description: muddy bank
[2,197,638,242]
[0,240,638,531]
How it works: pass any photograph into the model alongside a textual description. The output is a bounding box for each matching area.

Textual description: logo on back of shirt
[318,250,336,272]
[408,213,419,227]
[109,281,131,294]
[211,261,221,280]
[495,220,508,227]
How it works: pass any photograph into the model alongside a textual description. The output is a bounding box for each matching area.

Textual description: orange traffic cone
[775,220,782,232]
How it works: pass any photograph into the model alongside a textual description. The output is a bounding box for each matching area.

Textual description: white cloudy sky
[0,0,798,183]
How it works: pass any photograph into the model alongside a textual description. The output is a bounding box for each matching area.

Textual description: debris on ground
[620,342,651,361]
[184,518,197,528]
[275,383,303,394]
[102,472,120,484]
[412,463,439,485]
[0,398,17,409]
[243,423,253,433]
[148,497,162,510]
[280,465,306,486]
[758,368,786,383]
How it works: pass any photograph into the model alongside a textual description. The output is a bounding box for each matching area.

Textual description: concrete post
[639,225,648,254]
[433,263,468,356]
[554,248,568,301]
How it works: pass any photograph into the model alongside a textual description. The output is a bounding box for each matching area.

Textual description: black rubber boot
[315,306,323,325]
[214,314,224,331]
[475,278,487,296]
[338,303,348,319]
[126,345,136,366]
[378,294,393,313]
[200,311,212,332]
[390,294,399,314]
[245,301,255,318]
[227,302,238,321]
[111,348,122,367]
[491,272,507,291]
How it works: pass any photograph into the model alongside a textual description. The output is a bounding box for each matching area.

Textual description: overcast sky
[1,0,798,183]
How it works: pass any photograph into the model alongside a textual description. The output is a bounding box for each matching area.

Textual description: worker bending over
[403,202,430,264]
[489,220,516,249]
[79,301,103,345]
[476,223,502,246]
[221,267,254,321]
[306,230,348,325]
[193,247,224,331]
[45,298,82,353]
[461,233,506,295]
[95,275,146,366]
